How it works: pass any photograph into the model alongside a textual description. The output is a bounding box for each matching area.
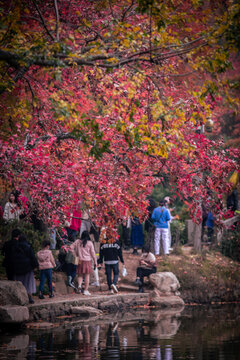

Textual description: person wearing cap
[151,200,171,256]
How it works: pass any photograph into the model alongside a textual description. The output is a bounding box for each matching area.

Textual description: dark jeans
[39,268,53,293]
[66,263,77,280]
[207,227,214,243]
[137,266,157,286]
[105,263,119,290]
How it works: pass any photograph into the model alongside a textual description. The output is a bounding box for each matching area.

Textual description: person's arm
[69,240,77,254]
[29,246,39,269]
[143,254,156,267]
[3,203,9,221]
[165,209,171,222]
[50,251,56,268]
[151,208,156,221]
[97,244,103,264]
[117,244,124,264]
[89,242,97,266]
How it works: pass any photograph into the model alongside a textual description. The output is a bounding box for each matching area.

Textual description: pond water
[0,304,240,359]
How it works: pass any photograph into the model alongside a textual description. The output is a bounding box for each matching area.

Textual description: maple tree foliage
[0,0,239,235]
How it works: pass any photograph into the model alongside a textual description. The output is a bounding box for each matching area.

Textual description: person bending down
[135,245,157,293]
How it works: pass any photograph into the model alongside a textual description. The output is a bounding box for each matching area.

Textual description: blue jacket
[206,211,214,229]
[151,206,170,229]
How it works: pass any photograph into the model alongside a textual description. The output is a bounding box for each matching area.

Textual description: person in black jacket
[98,239,124,294]
[12,234,38,303]
[2,228,22,280]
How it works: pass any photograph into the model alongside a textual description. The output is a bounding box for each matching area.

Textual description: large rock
[149,289,185,308]
[0,280,29,306]
[0,305,29,323]
[149,272,180,295]
[71,306,103,318]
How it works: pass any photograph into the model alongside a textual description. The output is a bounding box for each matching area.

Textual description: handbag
[122,266,128,277]
[73,256,80,266]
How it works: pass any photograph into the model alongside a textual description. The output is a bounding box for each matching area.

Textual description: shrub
[220,222,240,262]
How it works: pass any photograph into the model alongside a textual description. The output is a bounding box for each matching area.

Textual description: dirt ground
[52,248,145,298]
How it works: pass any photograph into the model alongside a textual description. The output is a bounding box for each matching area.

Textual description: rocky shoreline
[0,272,184,327]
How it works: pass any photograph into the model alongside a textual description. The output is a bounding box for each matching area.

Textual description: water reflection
[0,305,240,359]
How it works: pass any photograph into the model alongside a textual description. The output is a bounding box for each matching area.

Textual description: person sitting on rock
[135,245,157,293]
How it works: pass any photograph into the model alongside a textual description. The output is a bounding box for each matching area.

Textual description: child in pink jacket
[37,240,56,299]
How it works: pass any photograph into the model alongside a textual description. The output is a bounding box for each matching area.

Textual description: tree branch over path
[0,37,208,70]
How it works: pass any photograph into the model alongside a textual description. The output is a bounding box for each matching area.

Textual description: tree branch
[121,0,135,22]
[53,0,60,42]
[0,37,208,71]
[31,0,55,41]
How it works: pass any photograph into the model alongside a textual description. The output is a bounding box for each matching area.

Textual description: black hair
[81,230,90,247]
[9,192,17,203]
[159,199,166,206]
[142,245,150,253]
[11,228,22,240]
[19,234,27,242]
[42,240,51,248]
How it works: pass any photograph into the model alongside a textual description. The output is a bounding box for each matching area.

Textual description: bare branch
[121,0,135,22]
[53,0,60,41]
[31,0,54,41]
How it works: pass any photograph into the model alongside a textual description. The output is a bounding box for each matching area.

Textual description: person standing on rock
[135,245,157,293]
[98,232,124,294]
[37,240,56,299]
[70,230,97,296]
[152,199,171,256]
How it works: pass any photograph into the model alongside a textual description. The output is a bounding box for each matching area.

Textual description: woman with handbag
[70,231,97,295]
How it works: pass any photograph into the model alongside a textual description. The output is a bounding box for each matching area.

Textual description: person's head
[19,234,27,243]
[81,230,90,247]
[9,192,16,203]
[164,196,172,205]
[11,228,21,240]
[142,245,150,254]
[42,240,51,249]
[159,199,166,207]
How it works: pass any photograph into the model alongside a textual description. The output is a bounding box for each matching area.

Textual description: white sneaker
[83,290,91,296]
[111,284,118,293]
[110,289,114,294]
[91,281,100,287]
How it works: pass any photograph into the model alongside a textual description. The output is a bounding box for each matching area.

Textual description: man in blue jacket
[151,200,171,256]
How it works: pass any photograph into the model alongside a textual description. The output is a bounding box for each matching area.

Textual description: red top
[69,209,82,231]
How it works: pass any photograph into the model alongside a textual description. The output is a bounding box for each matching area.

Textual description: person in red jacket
[66,203,82,242]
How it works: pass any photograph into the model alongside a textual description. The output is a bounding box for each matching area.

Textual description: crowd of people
[1,187,239,303]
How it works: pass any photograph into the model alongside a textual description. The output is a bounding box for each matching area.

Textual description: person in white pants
[154,228,169,255]
[152,200,171,256]
[164,197,175,253]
